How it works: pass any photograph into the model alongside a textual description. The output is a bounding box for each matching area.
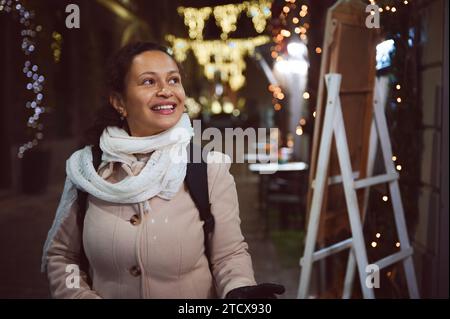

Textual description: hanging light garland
[170,1,272,91]
[0,0,47,158]
[246,1,272,33]
[177,6,212,40]
[167,35,270,91]
[178,1,272,41]
[51,31,63,63]
[213,3,245,40]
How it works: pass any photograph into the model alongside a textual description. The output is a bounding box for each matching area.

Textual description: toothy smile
[149,103,177,115]
[151,104,176,111]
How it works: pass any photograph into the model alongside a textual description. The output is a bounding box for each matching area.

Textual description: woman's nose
[156,86,173,97]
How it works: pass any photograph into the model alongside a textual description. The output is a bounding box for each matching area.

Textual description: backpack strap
[185,141,215,270]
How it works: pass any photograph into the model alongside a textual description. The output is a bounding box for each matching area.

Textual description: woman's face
[111,50,186,137]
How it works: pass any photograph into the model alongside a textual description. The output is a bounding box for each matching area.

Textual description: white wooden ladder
[297,73,420,299]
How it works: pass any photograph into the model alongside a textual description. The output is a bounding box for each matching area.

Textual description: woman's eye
[143,79,155,85]
[168,77,180,84]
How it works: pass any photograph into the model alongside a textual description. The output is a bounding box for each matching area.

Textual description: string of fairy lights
[1,0,47,158]
[368,0,410,13]
[268,0,311,140]
[366,0,411,255]
[167,35,270,91]
[167,0,272,92]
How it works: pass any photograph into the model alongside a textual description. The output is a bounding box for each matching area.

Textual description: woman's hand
[225,283,285,299]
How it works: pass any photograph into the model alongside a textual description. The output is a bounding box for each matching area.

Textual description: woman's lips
[150,104,176,115]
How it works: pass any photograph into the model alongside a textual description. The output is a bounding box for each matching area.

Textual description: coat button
[129,265,141,277]
[130,214,141,226]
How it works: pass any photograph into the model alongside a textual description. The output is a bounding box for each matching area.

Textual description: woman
[41,42,284,299]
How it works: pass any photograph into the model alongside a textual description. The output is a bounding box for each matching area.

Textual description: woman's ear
[109,93,127,117]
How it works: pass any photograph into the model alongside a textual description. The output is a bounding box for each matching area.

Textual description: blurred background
[0,0,448,298]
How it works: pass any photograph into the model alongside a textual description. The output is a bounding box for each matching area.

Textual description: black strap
[185,142,215,270]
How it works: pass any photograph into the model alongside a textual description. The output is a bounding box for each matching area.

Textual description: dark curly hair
[83,41,180,165]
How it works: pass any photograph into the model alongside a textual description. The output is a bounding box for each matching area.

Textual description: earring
[118,108,126,121]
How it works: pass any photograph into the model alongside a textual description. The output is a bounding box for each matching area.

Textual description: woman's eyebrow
[138,70,180,77]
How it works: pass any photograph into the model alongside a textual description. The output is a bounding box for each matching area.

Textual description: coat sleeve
[45,199,102,299]
[207,152,257,298]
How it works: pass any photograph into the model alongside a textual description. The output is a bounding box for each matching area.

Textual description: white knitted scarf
[41,113,193,272]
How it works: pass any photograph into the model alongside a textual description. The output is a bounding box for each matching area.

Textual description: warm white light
[287,41,307,59]
[376,233,381,238]
[395,242,401,248]
[274,59,308,75]
[211,100,222,114]
[303,92,310,99]
[371,242,377,248]
[223,101,234,114]
[396,164,402,171]
[382,195,388,202]
[281,29,291,37]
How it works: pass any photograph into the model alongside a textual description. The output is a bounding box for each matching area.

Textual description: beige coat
[45,151,256,299]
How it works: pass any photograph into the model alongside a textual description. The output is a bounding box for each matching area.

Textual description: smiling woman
[40,42,285,299]
[109,50,186,137]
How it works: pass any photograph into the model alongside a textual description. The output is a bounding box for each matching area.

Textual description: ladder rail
[342,76,387,299]
[373,99,420,298]
[297,74,342,299]
[332,86,375,298]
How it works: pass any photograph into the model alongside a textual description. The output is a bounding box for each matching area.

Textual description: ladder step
[353,173,399,189]
[373,247,413,270]
[312,171,359,188]
[300,238,353,266]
